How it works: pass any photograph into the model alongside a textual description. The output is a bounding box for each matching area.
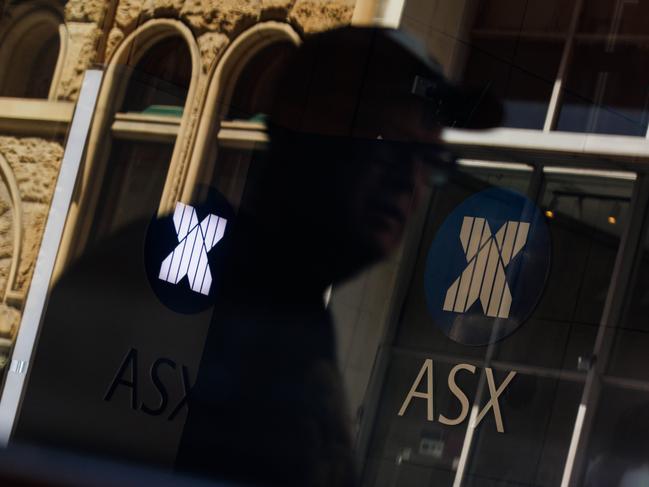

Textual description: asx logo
[399,189,551,432]
[443,217,529,319]
[158,202,227,296]
[144,189,234,314]
[424,188,551,346]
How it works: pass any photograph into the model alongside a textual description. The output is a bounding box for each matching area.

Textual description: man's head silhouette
[178,27,502,487]
[254,26,502,285]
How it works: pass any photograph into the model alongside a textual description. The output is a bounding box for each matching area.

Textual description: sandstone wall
[0,137,63,342]
[56,0,355,102]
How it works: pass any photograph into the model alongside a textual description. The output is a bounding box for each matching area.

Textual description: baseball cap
[267,26,503,142]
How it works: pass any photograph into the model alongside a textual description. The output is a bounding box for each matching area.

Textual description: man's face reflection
[262,103,448,284]
[276,127,444,278]
[343,137,438,259]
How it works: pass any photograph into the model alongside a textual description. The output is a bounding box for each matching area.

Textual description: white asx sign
[158,202,227,296]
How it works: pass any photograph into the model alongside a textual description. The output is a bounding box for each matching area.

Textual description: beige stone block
[260,0,296,20]
[0,137,62,294]
[115,0,145,33]
[57,22,102,101]
[16,202,48,291]
[0,174,12,299]
[0,182,11,261]
[64,0,109,25]
[289,0,355,34]
[113,0,144,32]
[179,0,261,37]
[0,137,63,204]
[104,27,125,63]
[0,258,9,301]
[198,31,230,73]
[143,0,185,20]
[0,304,19,338]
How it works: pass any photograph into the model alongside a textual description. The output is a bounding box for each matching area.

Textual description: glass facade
[0,1,649,486]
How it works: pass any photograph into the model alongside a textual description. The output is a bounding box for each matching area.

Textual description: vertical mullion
[543,0,585,132]
[526,164,545,204]
[560,173,649,487]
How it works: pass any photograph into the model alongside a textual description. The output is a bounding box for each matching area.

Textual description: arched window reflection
[0,15,60,99]
[120,36,191,114]
[89,36,191,245]
[225,41,295,121]
[209,41,296,211]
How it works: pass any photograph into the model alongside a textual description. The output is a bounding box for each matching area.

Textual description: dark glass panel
[556,41,649,136]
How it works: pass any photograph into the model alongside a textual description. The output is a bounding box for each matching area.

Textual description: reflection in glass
[90,140,174,241]
[120,36,191,114]
[224,41,296,121]
[363,355,476,487]
[583,387,649,487]
[88,36,191,246]
[363,163,634,486]
[474,0,575,33]
[577,0,649,35]
[0,13,60,98]
[463,35,563,129]
[607,201,649,383]
[395,164,531,356]
[556,41,649,136]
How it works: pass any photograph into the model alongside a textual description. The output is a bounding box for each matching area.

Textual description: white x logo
[158,202,227,295]
[443,217,529,318]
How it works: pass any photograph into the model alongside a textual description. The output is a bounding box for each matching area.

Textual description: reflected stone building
[3,1,649,486]
[0,0,369,362]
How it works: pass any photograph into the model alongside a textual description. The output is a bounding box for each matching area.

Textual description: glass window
[464,0,649,136]
[581,386,649,487]
[577,0,649,35]
[362,163,634,487]
[0,15,60,99]
[463,0,574,129]
[88,36,191,246]
[473,0,575,33]
[224,42,295,121]
[394,164,532,355]
[462,39,562,129]
[120,36,191,114]
[90,140,174,240]
[465,374,583,486]
[556,41,649,136]
[606,199,649,383]
[204,41,296,212]
[363,354,478,487]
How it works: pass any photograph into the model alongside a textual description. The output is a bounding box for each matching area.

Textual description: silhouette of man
[176,26,501,487]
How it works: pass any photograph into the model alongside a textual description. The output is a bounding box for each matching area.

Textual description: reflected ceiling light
[545,194,558,219]
[608,202,620,225]
[457,159,533,172]
[543,166,637,181]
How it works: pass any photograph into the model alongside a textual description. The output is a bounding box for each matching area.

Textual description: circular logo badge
[144,187,235,314]
[424,188,550,346]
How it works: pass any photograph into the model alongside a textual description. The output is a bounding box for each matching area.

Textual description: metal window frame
[559,174,649,487]
[0,70,103,446]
